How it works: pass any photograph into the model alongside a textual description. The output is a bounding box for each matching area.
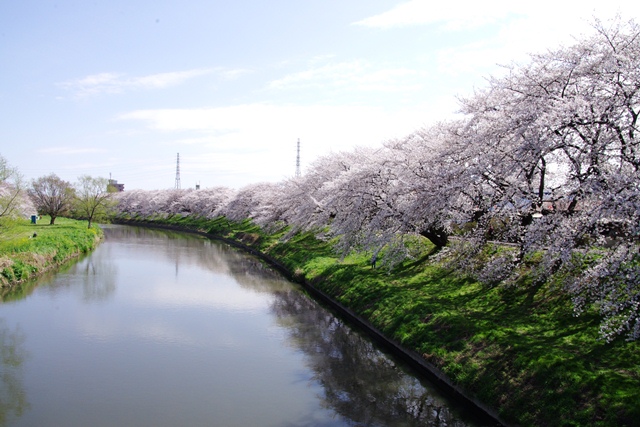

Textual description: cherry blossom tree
[115,187,236,219]
[278,149,368,234]
[0,154,29,221]
[218,182,284,226]
[171,187,235,219]
[447,18,640,339]
[114,189,151,218]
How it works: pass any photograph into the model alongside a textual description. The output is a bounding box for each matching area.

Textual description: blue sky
[1,1,636,190]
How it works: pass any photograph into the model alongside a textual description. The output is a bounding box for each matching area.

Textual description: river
[0,225,493,426]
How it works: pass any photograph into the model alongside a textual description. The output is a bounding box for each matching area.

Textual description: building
[108,179,125,192]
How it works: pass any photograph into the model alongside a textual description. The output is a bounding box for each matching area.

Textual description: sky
[1,1,638,191]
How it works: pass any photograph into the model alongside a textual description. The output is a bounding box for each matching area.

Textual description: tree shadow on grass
[398,245,444,272]
[289,241,640,426]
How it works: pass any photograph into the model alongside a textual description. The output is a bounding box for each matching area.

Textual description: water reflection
[78,253,117,302]
[103,225,238,278]
[272,290,478,427]
[33,250,117,303]
[0,225,490,426]
[0,320,29,425]
[106,226,484,426]
[104,224,295,298]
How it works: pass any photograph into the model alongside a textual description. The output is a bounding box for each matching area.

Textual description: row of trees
[1,19,633,340]
[116,19,640,341]
[29,174,116,228]
[0,155,115,229]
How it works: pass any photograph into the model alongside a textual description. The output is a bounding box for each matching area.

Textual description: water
[0,225,490,426]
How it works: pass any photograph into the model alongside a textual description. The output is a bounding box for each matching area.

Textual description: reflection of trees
[38,248,118,302]
[77,250,117,302]
[105,226,232,275]
[104,225,487,426]
[0,253,97,304]
[0,276,42,302]
[104,225,292,295]
[0,319,29,426]
[271,290,481,427]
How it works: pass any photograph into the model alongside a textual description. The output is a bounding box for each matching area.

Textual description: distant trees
[230,182,287,230]
[301,147,411,260]
[28,174,75,225]
[116,187,236,219]
[73,176,115,229]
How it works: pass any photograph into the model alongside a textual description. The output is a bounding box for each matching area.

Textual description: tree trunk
[420,226,449,248]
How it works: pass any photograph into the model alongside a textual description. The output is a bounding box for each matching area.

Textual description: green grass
[115,214,640,427]
[0,216,103,291]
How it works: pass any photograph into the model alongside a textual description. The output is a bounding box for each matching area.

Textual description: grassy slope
[0,216,103,292]
[124,215,640,426]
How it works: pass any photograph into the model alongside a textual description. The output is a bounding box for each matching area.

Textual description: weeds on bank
[0,216,102,288]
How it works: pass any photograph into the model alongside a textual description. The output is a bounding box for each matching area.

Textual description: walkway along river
[0,225,496,426]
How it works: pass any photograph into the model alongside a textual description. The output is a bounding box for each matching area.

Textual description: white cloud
[218,68,253,80]
[353,0,519,30]
[58,68,215,97]
[269,61,365,89]
[268,60,424,93]
[134,69,212,88]
[117,101,457,187]
[37,146,108,155]
[140,282,269,312]
[118,103,445,141]
[395,2,639,88]
[79,316,202,346]
[353,0,631,31]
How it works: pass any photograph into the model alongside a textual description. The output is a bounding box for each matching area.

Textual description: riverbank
[0,216,103,295]
[115,215,639,427]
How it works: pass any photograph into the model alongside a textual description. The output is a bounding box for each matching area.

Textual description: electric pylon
[175,153,181,189]
[295,139,301,178]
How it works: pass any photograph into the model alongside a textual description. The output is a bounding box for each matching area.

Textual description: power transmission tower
[175,153,181,189]
[295,138,301,178]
